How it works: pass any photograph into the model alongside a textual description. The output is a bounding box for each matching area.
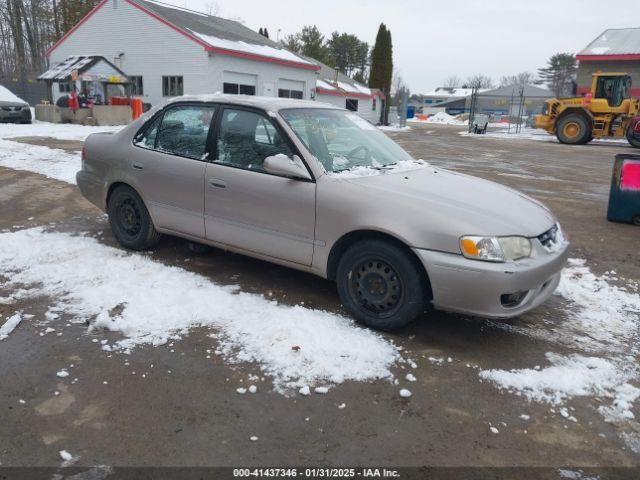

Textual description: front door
[130,103,216,238]
[204,107,316,265]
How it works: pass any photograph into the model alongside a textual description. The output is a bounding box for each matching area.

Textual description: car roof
[165,93,343,112]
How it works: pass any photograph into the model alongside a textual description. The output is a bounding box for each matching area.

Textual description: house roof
[47,0,318,71]
[306,56,383,99]
[38,55,129,83]
[481,83,552,98]
[577,28,640,61]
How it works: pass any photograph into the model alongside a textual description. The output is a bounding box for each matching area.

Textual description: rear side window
[134,115,162,149]
[135,105,216,160]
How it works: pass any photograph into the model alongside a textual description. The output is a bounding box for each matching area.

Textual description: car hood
[341,166,556,238]
[0,100,27,107]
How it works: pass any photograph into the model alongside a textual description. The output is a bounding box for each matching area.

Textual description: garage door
[223,71,257,95]
[278,79,305,99]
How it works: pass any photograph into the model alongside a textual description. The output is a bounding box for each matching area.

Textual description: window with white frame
[162,76,183,97]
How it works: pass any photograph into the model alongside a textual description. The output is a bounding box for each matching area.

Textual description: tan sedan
[77,94,568,330]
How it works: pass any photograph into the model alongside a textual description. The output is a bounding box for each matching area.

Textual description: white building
[311,61,384,124]
[46,0,382,123]
[47,0,319,107]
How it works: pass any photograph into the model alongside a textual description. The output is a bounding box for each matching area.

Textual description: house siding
[49,0,210,106]
[577,60,640,96]
[316,93,380,124]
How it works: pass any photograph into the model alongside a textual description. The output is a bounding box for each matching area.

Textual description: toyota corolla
[77,94,569,330]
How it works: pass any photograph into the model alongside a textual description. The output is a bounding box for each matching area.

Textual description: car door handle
[132,162,144,170]
[208,178,226,188]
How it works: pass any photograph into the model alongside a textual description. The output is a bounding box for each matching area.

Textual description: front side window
[148,105,216,159]
[216,108,293,172]
[280,108,413,173]
[162,76,183,97]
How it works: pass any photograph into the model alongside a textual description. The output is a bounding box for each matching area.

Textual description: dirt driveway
[0,124,639,477]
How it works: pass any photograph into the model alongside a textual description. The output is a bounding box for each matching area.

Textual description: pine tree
[538,53,577,97]
[263,28,269,39]
[369,23,393,124]
[258,27,264,36]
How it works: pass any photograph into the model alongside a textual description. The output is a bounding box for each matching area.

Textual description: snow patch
[409,112,465,125]
[0,122,121,141]
[0,139,79,184]
[0,312,22,340]
[329,159,429,178]
[0,228,401,393]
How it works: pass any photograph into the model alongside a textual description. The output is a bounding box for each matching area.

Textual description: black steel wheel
[107,185,161,250]
[336,239,428,331]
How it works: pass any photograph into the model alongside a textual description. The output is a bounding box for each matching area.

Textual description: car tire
[336,239,427,331]
[107,185,161,251]
[556,114,591,145]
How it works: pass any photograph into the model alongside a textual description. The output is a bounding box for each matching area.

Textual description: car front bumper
[0,107,31,123]
[414,241,569,319]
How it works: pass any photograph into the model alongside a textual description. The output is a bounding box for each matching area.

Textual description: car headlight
[460,235,532,262]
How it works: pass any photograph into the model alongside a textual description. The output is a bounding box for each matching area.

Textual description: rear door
[204,106,316,265]
[131,103,216,238]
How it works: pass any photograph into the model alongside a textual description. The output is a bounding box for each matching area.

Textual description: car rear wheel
[107,185,161,250]
[556,114,591,145]
[336,239,427,331]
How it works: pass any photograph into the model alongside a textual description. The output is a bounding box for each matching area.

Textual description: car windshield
[280,108,414,173]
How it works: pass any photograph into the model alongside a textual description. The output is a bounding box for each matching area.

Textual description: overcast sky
[166,0,637,93]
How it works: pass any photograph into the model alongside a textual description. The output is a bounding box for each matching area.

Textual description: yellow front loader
[534,72,640,147]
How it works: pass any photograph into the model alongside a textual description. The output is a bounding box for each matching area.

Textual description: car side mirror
[263,154,311,180]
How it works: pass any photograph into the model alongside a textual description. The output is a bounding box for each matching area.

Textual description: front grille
[1,106,21,112]
[538,224,561,252]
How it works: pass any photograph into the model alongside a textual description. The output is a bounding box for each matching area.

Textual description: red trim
[577,54,640,61]
[316,87,374,99]
[46,0,110,57]
[205,46,320,71]
[48,0,319,71]
[577,85,640,97]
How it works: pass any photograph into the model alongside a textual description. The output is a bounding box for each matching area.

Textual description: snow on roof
[579,28,640,56]
[0,85,27,104]
[316,79,337,90]
[187,30,314,65]
[39,56,94,81]
[423,87,488,98]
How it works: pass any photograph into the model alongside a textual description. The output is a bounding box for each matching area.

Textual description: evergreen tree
[263,28,269,39]
[369,23,393,124]
[538,53,577,97]
[258,27,264,36]
[298,25,329,64]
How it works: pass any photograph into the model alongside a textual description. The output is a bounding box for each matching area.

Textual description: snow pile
[555,259,640,353]
[409,112,465,125]
[0,228,401,392]
[0,122,121,141]
[481,258,640,423]
[0,312,22,340]
[0,85,27,104]
[378,125,411,132]
[0,139,79,184]
[480,353,636,410]
[329,159,430,178]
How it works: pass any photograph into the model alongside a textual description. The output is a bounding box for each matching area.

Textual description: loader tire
[627,128,640,149]
[556,114,591,145]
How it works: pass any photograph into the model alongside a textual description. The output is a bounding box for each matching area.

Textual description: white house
[46,0,319,107]
[311,60,384,124]
[45,0,383,123]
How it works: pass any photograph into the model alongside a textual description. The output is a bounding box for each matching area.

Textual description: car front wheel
[336,239,428,331]
[107,185,161,250]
